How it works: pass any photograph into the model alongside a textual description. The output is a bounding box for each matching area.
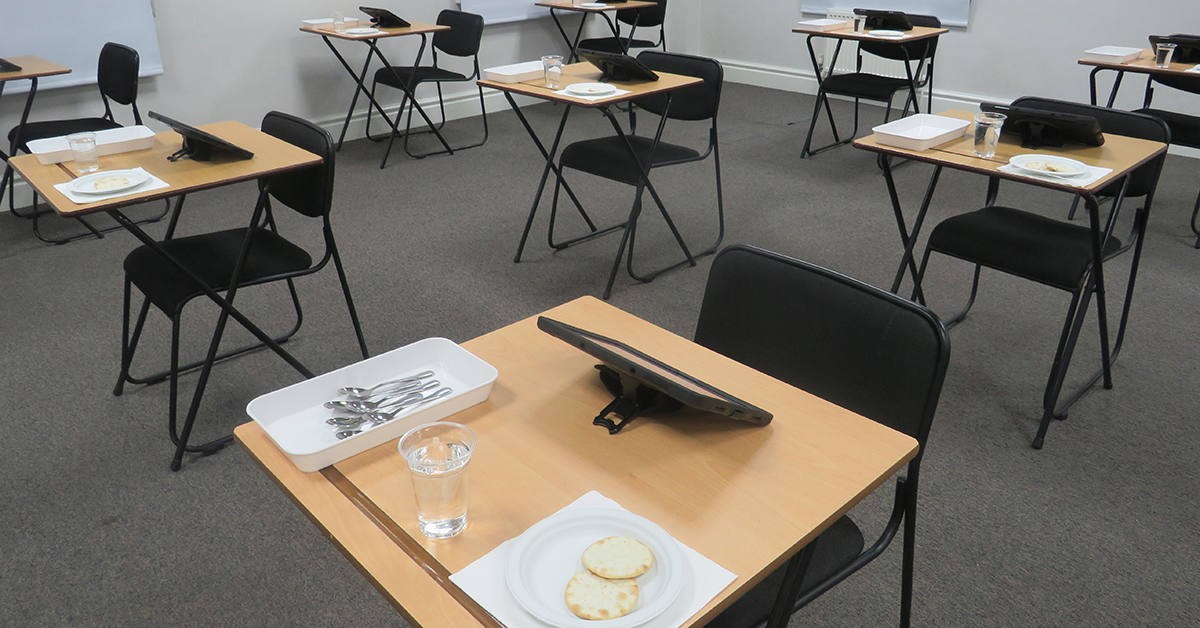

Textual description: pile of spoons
[324,371,453,440]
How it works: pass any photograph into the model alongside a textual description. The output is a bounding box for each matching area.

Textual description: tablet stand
[593,365,682,434]
[168,137,218,162]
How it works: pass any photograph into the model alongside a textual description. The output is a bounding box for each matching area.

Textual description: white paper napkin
[1186,64,1200,74]
[52,168,169,205]
[997,162,1113,187]
[553,87,632,102]
[450,490,736,628]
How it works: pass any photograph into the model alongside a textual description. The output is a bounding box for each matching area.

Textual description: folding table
[535,1,659,62]
[0,55,71,213]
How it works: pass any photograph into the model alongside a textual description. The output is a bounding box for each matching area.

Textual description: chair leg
[1190,186,1200,249]
[1032,284,1093,449]
[943,264,981,329]
[899,480,917,628]
[329,235,370,360]
[603,194,640,300]
[800,91,829,158]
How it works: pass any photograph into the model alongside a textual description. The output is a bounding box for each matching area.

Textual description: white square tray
[1083,46,1143,64]
[26,125,156,165]
[873,114,971,151]
[246,338,498,472]
[484,60,545,84]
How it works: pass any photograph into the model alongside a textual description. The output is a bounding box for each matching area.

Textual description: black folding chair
[695,245,950,628]
[915,98,1169,449]
[365,10,487,165]
[548,50,724,299]
[2,42,168,244]
[113,111,370,470]
[576,0,668,55]
[801,14,941,158]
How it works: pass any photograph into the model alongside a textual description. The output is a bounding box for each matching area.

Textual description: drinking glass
[333,10,346,33]
[1155,42,1177,68]
[542,55,564,89]
[853,14,867,33]
[67,132,99,174]
[973,112,1006,159]
[399,422,476,539]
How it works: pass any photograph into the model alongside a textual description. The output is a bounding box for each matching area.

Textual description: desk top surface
[8,122,322,217]
[536,0,659,12]
[792,24,948,42]
[478,62,702,107]
[300,21,449,40]
[853,110,1167,195]
[0,56,71,82]
[236,296,919,628]
[1078,48,1200,77]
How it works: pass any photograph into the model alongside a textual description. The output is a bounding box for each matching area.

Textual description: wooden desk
[236,296,919,628]
[479,62,704,299]
[1078,48,1198,107]
[791,24,946,42]
[299,21,453,154]
[0,55,71,214]
[535,0,659,62]
[10,122,323,469]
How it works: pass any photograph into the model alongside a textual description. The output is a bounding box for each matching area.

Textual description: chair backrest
[433,10,484,58]
[632,51,722,122]
[260,111,335,219]
[617,0,667,28]
[1148,34,1200,95]
[694,245,950,452]
[97,43,142,124]
[1011,96,1170,199]
[860,14,940,63]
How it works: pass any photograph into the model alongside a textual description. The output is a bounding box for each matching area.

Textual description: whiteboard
[461,0,551,25]
[800,1,971,27]
[0,0,164,94]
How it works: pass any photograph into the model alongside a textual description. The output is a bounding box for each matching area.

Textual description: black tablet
[578,50,659,82]
[538,316,773,426]
[359,6,410,28]
[853,8,913,31]
[0,58,22,73]
[980,103,1105,149]
[148,111,255,162]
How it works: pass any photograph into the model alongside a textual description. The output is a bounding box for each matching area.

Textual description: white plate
[344,27,380,35]
[580,3,608,7]
[565,82,617,96]
[1009,154,1090,178]
[506,508,685,628]
[68,169,150,195]
[868,29,906,38]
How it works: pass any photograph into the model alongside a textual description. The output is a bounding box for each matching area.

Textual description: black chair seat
[577,37,659,55]
[704,516,864,628]
[1135,108,1200,147]
[8,118,123,151]
[927,205,1123,291]
[820,72,913,101]
[561,135,700,185]
[124,228,313,315]
[374,66,467,90]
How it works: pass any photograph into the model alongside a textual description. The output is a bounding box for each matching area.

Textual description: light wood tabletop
[535,0,658,12]
[8,122,322,218]
[299,21,449,41]
[792,24,947,42]
[1078,48,1200,77]
[478,61,701,107]
[236,296,919,628]
[0,56,71,82]
[853,109,1167,194]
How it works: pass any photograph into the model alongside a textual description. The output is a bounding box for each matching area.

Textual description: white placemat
[997,163,1113,187]
[450,490,736,628]
[52,168,169,205]
[553,87,632,102]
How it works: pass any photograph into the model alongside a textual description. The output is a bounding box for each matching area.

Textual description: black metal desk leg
[1084,193,1113,388]
[764,543,817,628]
[373,38,454,164]
[882,154,940,301]
[4,76,40,216]
[511,95,574,262]
[321,35,391,151]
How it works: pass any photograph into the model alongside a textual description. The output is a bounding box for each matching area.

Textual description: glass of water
[333,10,346,33]
[67,132,99,174]
[399,422,476,539]
[973,112,1006,159]
[542,55,564,89]
[1154,42,1176,68]
[853,14,867,33]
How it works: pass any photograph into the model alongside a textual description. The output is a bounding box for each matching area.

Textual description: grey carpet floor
[2,84,1198,627]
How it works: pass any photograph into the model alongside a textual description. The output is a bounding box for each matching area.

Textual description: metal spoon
[330,387,454,431]
[324,380,440,412]
[338,370,435,398]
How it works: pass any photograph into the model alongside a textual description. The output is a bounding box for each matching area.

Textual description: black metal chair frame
[364,10,488,165]
[575,0,668,57]
[695,245,950,628]
[112,112,369,471]
[1,42,168,244]
[800,19,940,158]
[905,102,1168,450]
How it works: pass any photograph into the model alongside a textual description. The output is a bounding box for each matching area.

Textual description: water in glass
[407,442,471,538]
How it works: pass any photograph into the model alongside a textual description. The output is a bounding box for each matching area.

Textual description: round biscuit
[582,536,655,579]
[564,570,639,620]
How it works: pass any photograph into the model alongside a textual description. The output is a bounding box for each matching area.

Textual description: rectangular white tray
[484,61,545,84]
[27,125,156,165]
[797,18,850,31]
[246,338,498,473]
[1083,46,1143,64]
[873,113,971,151]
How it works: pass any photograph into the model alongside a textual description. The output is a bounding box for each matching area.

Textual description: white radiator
[822,8,911,81]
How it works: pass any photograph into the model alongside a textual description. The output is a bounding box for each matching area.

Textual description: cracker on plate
[583,536,655,579]
[564,570,639,621]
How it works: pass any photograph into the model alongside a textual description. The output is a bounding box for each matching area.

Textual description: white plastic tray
[246,338,498,472]
[1083,46,1143,64]
[27,125,156,165]
[484,60,545,84]
[872,113,971,151]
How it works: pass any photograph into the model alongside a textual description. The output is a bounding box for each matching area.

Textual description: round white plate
[506,508,685,628]
[565,82,617,97]
[868,29,906,38]
[580,3,608,7]
[69,169,150,195]
[345,27,381,35]
[1009,154,1090,177]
